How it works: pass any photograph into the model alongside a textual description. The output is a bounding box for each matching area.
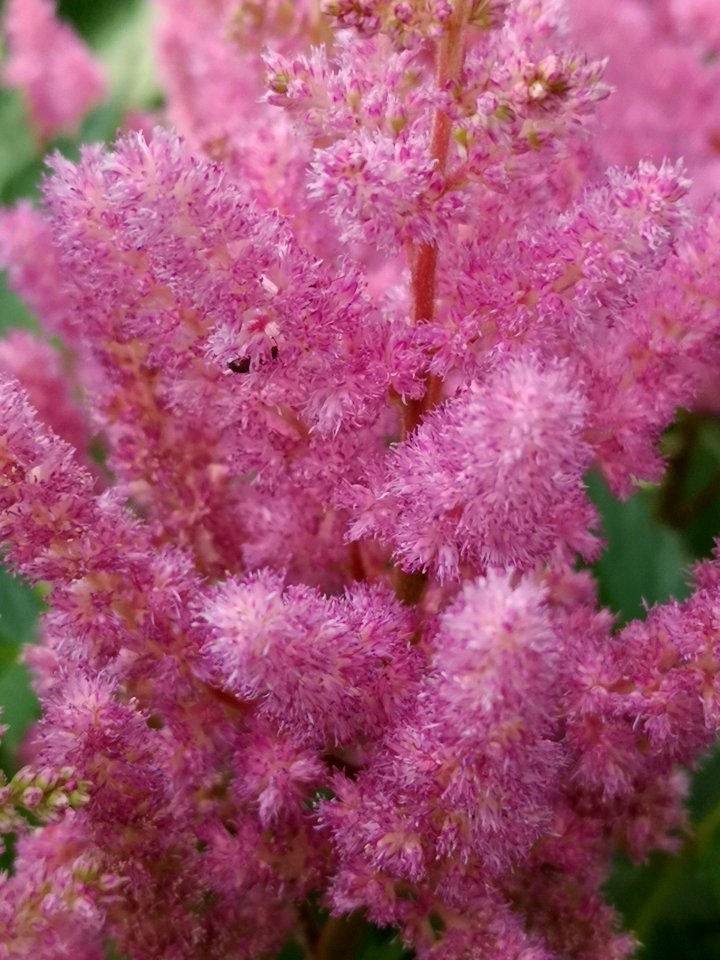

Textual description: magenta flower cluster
[1,1,720,957]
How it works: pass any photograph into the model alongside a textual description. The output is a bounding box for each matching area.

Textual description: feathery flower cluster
[567,0,720,204]
[0,1,719,957]
[2,0,105,142]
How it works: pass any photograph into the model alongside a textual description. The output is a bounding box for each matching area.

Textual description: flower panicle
[0,1,719,958]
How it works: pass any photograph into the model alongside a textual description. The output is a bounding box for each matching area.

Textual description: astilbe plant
[2,0,720,957]
[567,0,720,206]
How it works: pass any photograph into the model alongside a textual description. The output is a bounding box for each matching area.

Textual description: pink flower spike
[0,330,92,464]
[357,356,598,579]
[3,0,106,142]
[199,572,422,748]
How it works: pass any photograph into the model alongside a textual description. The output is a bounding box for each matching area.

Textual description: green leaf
[609,740,720,958]
[276,944,305,960]
[0,569,42,771]
[0,89,42,204]
[587,473,692,624]
[58,0,137,41]
[0,663,39,761]
[663,418,720,560]
[94,0,161,119]
[0,272,39,332]
[355,926,411,959]
[0,567,43,647]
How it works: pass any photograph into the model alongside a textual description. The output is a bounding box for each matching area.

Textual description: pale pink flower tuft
[3,0,105,141]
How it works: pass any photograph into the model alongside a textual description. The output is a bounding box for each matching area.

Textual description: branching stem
[404,0,472,439]
[393,3,474,600]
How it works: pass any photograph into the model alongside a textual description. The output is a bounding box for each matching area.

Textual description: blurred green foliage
[0,0,720,956]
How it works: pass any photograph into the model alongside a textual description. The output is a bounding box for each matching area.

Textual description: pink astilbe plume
[325,572,568,888]
[5,129,410,581]
[2,0,106,142]
[0,819,118,960]
[567,0,720,204]
[0,329,93,463]
[350,357,597,579]
[201,573,421,748]
[2,1,720,958]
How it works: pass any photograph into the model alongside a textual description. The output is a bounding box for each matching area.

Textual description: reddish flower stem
[393,4,473,606]
[411,0,471,316]
[403,0,472,439]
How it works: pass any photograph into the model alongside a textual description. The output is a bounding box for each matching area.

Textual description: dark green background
[1,2,720,956]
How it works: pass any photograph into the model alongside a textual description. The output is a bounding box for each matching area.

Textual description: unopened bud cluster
[0,765,89,833]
